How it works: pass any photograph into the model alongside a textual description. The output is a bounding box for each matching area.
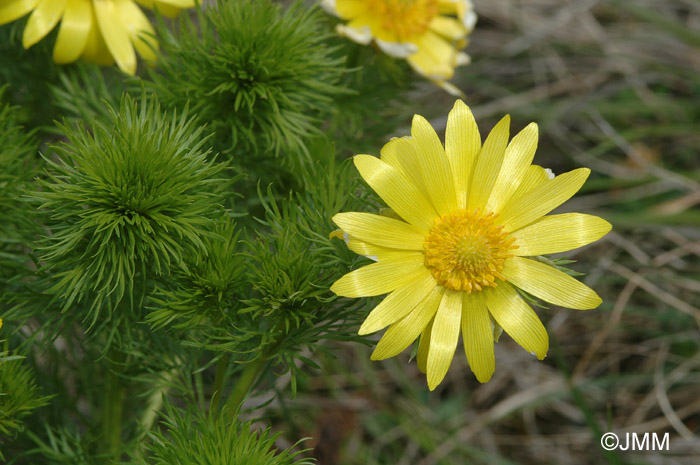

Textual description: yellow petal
[416,317,434,373]
[353,155,438,232]
[22,0,67,49]
[380,137,426,195]
[94,0,136,74]
[502,257,602,310]
[333,212,426,251]
[486,122,539,213]
[359,271,436,335]
[411,114,458,215]
[512,213,612,256]
[462,291,495,383]
[426,289,462,390]
[438,0,463,15]
[133,0,179,17]
[371,286,444,359]
[0,0,39,25]
[407,31,455,79]
[333,0,365,19]
[344,235,397,261]
[498,168,590,233]
[330,252,426,298]
[510,164,550,200]
[152,1,180,17]
[117,0,158,62]
[445,100,480,209]
[80,6,114,66]
[379,137,404,171]
[429,15,466,41]
[467,115,510,210]
[485,282,548,359]
[321,0,368,19]
[135,0,191,10]
[53,0,91,64]
[153,0,194,7]
[438,0,472,25]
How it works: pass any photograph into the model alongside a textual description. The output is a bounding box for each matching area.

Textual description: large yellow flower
[321,0,476,94]
[331,100,611,390]
[0,0,195,74]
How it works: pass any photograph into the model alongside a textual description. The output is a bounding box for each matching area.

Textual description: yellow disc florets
[369,0,439,40]
[423,209,518,292]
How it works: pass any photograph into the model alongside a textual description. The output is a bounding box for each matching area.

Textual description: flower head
[0,0,195,74]
[331,100,611,390]
[322,0,477,94]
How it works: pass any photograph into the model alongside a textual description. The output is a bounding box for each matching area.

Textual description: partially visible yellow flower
[321,0,476,94]
[0,0,195,74]
[331,100,611,390]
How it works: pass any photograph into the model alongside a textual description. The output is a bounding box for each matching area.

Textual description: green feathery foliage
[0,350,52,459]
[0,87,39,287]
[19,427,94,465]
[51,63,123,129]
[147,216,247,332]
[148,0,347,165]
[147,150,370,392]
[28,94,229,331]
[133,404,313,465]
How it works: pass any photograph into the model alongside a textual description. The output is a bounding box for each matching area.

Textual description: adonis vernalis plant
[148,0,346,162]
[331,100,612,389]
[0,0,638,461]
[30,95,227,330]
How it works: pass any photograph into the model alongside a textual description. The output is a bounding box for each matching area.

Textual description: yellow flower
[331,100,611,390]
[0,0,195,74]
[321,0,476,95]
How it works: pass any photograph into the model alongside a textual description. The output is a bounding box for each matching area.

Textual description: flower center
[368,0,439,40]
[423,209,518,292]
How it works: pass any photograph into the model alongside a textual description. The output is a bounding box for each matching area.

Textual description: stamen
[423,209,518,292]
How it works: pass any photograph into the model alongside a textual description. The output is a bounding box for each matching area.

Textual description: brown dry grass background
[257,1,700,464]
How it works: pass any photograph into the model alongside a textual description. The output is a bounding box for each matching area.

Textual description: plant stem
[140,366,179,433]
[222,355,268,418]
[195,368,205,412]
[102,348,126,457]
[210,353,230,413]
